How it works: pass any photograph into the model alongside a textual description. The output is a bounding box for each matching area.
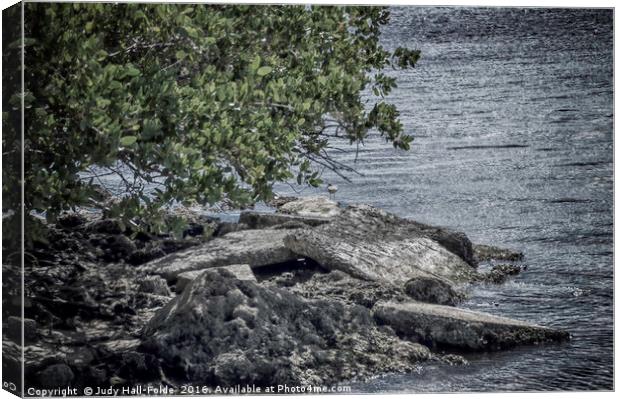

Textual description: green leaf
[125,66,140,77]
[257,66,272,76]
[120,136,138,146]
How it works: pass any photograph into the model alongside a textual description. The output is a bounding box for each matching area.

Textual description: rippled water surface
[274,7,613,392]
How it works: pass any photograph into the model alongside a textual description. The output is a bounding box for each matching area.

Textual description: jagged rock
[141,269,431,386]
[404,277,463,306]
[482,264,522,284]
[175,264,256,293]
[373,302,569,351]
[239,211,331,229]
[278,196,341,218]
[284,204,479,286]
[474,244,524,262]
[139,229,297,281]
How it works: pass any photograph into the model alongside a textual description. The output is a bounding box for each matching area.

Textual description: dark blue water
[274,7,614,392]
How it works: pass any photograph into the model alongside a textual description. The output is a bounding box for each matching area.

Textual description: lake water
[273,7,614,392]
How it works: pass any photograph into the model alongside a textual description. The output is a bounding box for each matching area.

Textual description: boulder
[373,302,569,351]
[239,211,331,230]
[139,229,297,281]
[141,269,431,386]
[278,196,341,218]
[404,277,462,306]
[175,264,256,293]
[474,244,524,262]
[284,204,479,286]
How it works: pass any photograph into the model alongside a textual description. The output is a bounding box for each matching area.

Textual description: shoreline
[4,196,569,392]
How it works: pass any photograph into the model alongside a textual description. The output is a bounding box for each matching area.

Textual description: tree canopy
[5,3,420,233]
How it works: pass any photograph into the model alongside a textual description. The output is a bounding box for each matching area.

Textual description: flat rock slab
[373,302,569,351]
[139,229,296,281]
[284,204,478,286]
[239,211,331,230]
[176,264,256,293]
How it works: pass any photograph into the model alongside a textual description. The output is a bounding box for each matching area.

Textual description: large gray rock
[239,211,331,230]
[141,269,430,386]
[139,229,297,281]
[278,196,341,218]
[373,302,569,351]
[284,204,479,286]
[175,264,256,293]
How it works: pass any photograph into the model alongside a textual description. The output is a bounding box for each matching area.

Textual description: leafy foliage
[10,3,419,230]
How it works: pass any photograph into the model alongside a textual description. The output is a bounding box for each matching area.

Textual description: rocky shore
[2,197,569,391]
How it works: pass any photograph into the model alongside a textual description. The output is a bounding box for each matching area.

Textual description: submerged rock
[141,269,430,386]
[284,204,479,286]
[373,302,569,351]
[139,229,297,282]
[277,196,341,218]
[473,244,524,262]
[404,277,463,306]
